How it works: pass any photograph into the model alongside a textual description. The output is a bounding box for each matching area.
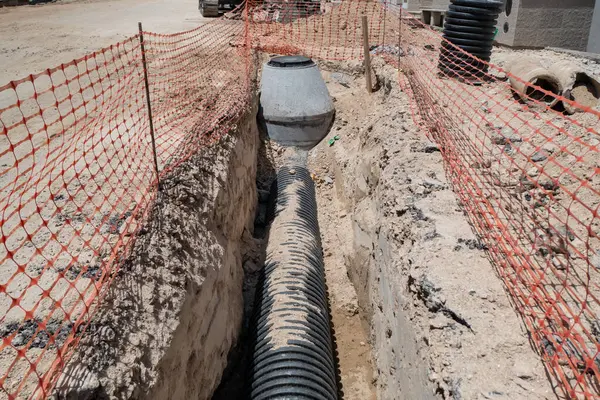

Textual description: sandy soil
[316,180,377,399]
[251,0,398,62]
[0,1,227,397]
[0,0,207,85]
[308,144,377,399]
[395,22,600,395]
[312,59,556,399]
[3,0,600,398]
[52,99,258,400]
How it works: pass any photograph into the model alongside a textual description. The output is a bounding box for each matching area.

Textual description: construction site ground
[314,60,554,399]
[0,0,208,85]
[3,1,600,399]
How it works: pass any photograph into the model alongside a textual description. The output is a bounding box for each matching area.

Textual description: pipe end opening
[570,73,600,109]
[525,76,561,106]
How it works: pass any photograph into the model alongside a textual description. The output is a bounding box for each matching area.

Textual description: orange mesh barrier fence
[0,16,248,399]
[143,19,250,175]
[248,1,600,398]
[395,10,600,400]
[247,0,397,60]
[3,0,600,398]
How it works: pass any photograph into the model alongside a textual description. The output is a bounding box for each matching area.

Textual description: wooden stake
[362,15,372,94]
[398,6,403,68]
[382,1,387,48]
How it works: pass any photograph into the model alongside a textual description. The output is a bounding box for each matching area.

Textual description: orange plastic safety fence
[395,10,600,400]
[3,0,600,398]
[247,0,398,61]
[143,19,251,175]
[0,16,250,399]
[248,1,600,398]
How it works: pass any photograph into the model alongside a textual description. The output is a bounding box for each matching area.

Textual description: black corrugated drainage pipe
[439,0,503,82]
[248,163,339,400]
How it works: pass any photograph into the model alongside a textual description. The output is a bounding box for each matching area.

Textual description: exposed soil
[571,82,599,108]
[214,55,559,399]
[309,150,377,400]
[5,1,600,399]
[51,99,259,400]
[398,26,600,394]
[213,131,376,399]
[0,0,208,85]
[312,59,556,399]
[253,0,399,62]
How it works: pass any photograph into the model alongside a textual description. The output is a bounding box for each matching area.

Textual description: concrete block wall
[496,0,595,51]
[419,0,450,9]
[405,0,423,13]
[408,1,422,13]
[496,0,520,46]
[588,0,600,53]
[405,0,450,12]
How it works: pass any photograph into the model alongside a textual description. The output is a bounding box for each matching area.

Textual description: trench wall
[54,98,259,399]
[327,65,433,399]
[325,63,553,399]
[3,1,600,398]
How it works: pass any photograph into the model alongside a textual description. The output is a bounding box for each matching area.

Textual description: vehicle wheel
[199,0,219,17]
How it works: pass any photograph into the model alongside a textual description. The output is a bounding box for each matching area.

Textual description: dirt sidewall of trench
[53,96,260,400]
[321,60,552,400]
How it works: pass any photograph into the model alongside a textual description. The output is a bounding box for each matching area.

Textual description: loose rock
[423,142,440,153]
[422,178,446,190]
[430,315,451,330]
[531,151,548,162]
[527,167,539,177]
[492,128,523,145]
[512,359,535,381]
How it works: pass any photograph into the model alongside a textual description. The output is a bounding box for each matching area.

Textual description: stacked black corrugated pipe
[439,0,503,81]
[248,164,339,400]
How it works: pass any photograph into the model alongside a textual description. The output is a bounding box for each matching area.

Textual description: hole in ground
[212,125,277,400]
[213,57,556,400]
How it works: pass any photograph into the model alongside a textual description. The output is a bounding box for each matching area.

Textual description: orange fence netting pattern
[0,18,248,399]
[2,0,600,398]
[396,12,600,400]
[249,1,600,397]
[248,0,392,59]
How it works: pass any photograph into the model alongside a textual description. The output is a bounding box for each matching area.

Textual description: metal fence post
[138,22,161,188]
[398,6,403,68]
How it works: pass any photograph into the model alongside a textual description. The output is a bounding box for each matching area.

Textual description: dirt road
[0,0,206,85]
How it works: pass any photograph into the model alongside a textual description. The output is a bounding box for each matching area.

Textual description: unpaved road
[0,0,207,85]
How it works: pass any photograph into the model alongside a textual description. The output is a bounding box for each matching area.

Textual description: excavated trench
[212,59,555,399]
[210,59,435,399]
[212,60,380,400]
[57,58,555,400]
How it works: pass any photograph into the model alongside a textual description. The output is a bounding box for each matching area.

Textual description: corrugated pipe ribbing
[248,165,339,400]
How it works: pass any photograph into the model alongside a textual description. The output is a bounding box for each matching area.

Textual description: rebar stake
[138,21,161,188]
